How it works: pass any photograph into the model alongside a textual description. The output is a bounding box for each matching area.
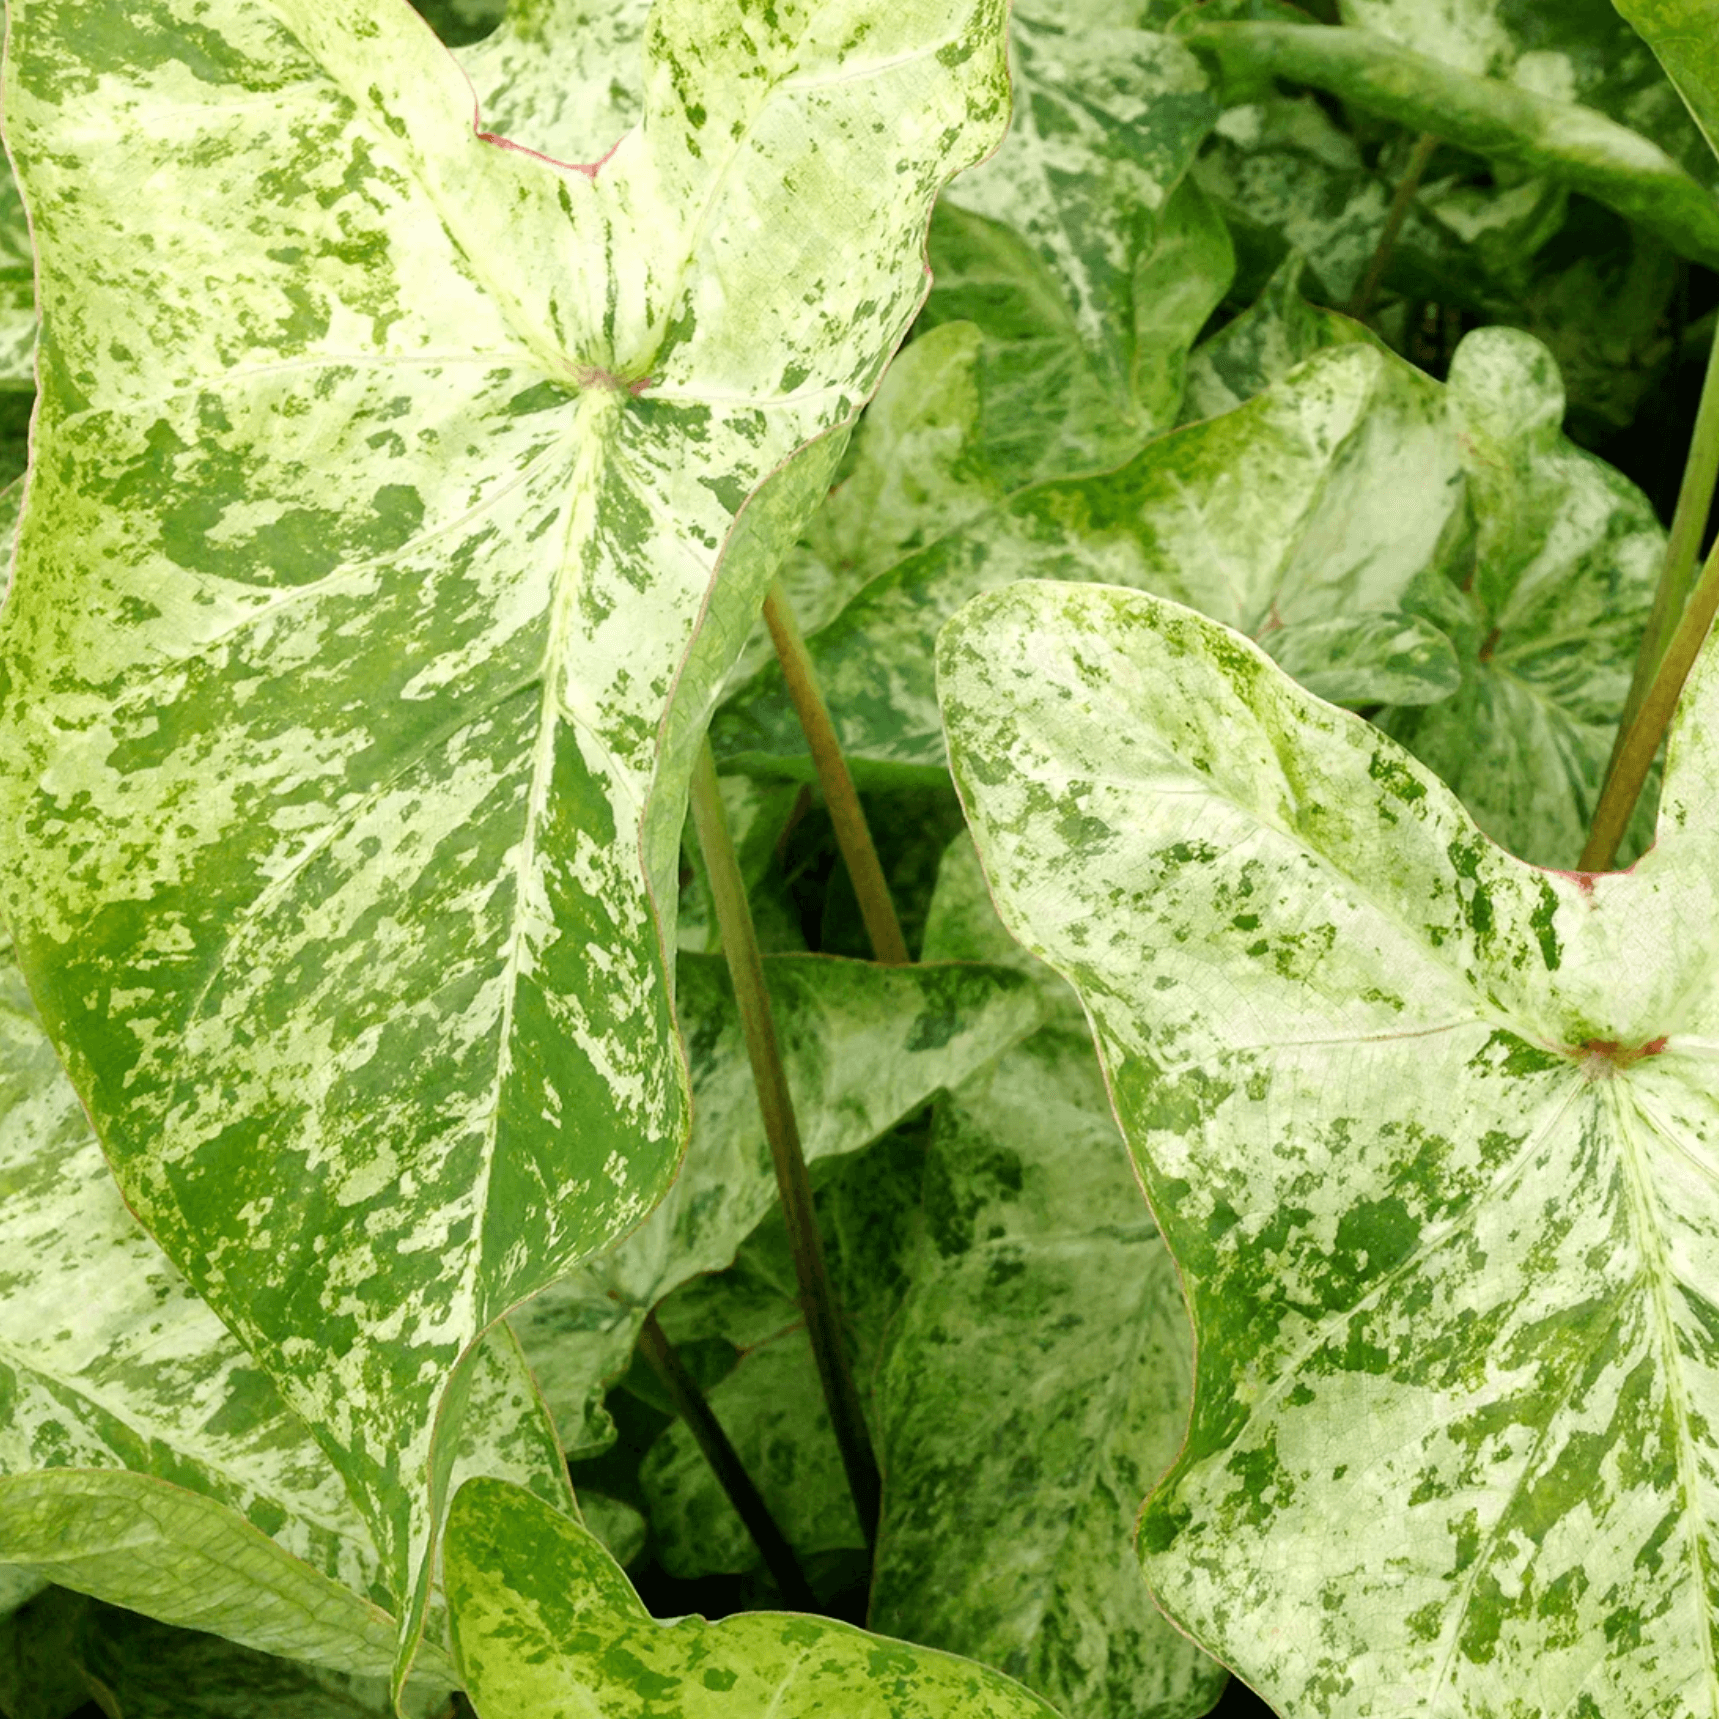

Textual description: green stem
[637,1312,818,1608]
[1580,533,1719,871]
[1347,131,1439,323]
[1607,313,1719,764]
[763,581,910,965]
[688,742,883,1548]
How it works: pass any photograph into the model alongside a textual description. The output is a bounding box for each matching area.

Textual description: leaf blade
[445,1476,1063,1719]
[0,0,1010,1647]
[938,577,1719,1717]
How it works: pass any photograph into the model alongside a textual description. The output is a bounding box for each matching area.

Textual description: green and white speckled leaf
[923,176,1234,489]
[458,0,652,167]
[1613,1,1719,169]
[716,339,1461,783]
[856,836,1220,1719]
[1382,327,1663,867]
[446,1478,1063,1719]
[0,163,34,391]
[1191,97,1513,312]
[1183,20,1719,268]
[0,935,567,1682]
[936,5,1217,436]
[0,0,1009,1659]
[1179,253,1376,425]
[939,574,1719,1717]
[510,952,1039,1456]
[1338,0,1714,178]
[872,1027,1224,1719]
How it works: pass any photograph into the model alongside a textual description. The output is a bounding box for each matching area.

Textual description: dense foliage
[3,0,1719,1715]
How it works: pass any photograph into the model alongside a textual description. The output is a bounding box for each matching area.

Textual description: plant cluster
[2,0,1719,1716]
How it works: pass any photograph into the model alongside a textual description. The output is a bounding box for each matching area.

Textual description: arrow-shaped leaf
[939,575,1719,1718]
[924,2,1223,475]
[0,0,1008,1657]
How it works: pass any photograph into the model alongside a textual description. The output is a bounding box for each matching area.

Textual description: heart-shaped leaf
[939,575,1719,1718]
[511,952,1039,1456]
[444,1476,1063,1718]
[0,0,1008,1658]
[924,2,1222,471]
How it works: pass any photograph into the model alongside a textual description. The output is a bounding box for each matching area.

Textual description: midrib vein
[471,388,623,1303]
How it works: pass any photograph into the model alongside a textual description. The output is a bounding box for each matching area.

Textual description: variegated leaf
[873,1027,1224,1719]
[855,836,1221,1719]
[458,0,652,167]
[1183,19,1719,268]
[928,3,1220,461]
[1342,0,1713,180]
[1191,96,1514,312]
[445,1477,1063,1718]
[0,932,567,1684]
[1381,327,1662,866]
[938,576,1719,1717]
[0,0,1009,1661]
[924,179,1233,490]
[511,951,1039,1455]
[1178,252,1376,425]
[716,339,1462,783]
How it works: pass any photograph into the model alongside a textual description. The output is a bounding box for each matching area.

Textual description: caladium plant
[4,0,1719,1712]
